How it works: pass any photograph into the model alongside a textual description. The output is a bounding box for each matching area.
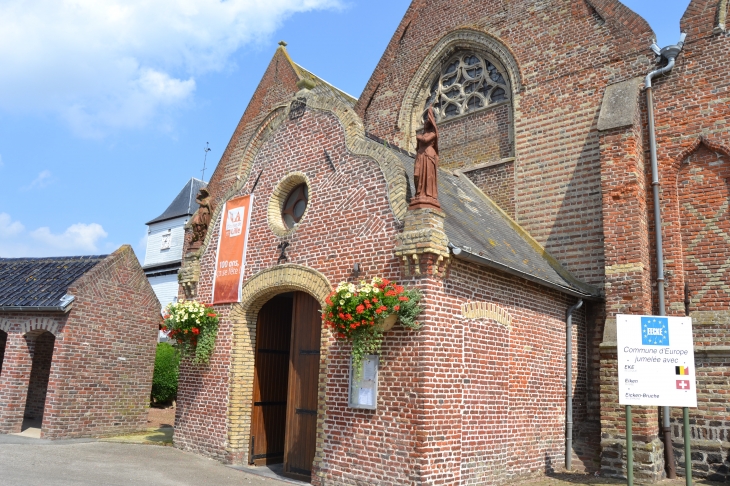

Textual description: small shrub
[151,342,179,406]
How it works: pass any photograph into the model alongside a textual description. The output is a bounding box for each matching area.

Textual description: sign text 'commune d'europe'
[617,314,697,408]
[213,195,253,304]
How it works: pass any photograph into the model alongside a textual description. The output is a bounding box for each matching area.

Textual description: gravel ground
[147,405,176,429]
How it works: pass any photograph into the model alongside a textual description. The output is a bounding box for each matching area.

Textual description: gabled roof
[276,43,357,107]
[0,255,107,311]
[367,134,601,299]
[147,178,206,225]
[294,62,358,108]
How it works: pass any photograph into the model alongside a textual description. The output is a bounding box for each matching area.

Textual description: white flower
[345,293,352,298]
[348,283,356,293]
[340,300,345,305]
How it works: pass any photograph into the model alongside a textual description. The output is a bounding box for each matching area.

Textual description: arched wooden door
[250,291,321,481]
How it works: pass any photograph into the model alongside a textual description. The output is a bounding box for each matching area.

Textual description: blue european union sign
[641,317,669,346]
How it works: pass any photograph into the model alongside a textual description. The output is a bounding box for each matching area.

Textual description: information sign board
[349,355,379,410]
[617,314,697,407]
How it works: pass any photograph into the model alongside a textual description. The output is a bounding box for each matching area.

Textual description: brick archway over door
[225,264,332,466]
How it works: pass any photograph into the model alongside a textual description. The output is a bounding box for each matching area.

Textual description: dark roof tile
[146,178,206,225]
[0,255,106,309]
[373,140,601,298]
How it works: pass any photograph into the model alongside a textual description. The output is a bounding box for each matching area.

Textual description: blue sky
[0,0,690,260]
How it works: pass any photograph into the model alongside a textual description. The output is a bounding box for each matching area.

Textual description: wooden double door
[250,292,321,481]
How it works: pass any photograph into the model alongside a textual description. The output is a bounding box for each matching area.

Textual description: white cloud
[0,0,342,137]
[31,223,108,253]
[0,213,25,238]
[0,213,109,257]
[21,170,53,191]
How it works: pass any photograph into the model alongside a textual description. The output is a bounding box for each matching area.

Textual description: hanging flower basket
[321,277,423,373]
[163,300,219,366]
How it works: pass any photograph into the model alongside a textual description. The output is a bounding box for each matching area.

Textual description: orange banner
[213,195,253,304]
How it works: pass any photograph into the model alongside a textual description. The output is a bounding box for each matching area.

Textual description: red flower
[375,308,383,314]
[338,312,346,320]
[385,290,396,297]
[345,313,353,321]
[399,296,409,301]
[372,297,378,303]
[192,328,200,335]
[350,324,356,329]
[395,285,404,293]
[356,304,365,314]
[207,313,216,317]
[394,305,400,311]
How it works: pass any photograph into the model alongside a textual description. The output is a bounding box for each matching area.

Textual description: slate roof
[147,178,206,225]
[0,255,107,310]
[368,135,601,299]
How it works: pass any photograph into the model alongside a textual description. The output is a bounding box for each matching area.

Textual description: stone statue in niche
[410,107,441,210]
[189,188,212,251]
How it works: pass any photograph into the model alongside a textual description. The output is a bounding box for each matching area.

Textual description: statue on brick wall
[410,107,441,210]
[189,188,212,250]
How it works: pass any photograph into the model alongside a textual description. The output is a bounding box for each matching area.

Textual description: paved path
[0,437,290,486]
[1,435,724,486]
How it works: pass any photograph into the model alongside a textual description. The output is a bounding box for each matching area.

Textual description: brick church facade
[174,0,730,483]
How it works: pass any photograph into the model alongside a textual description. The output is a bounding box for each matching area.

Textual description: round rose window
[281,183,309,229]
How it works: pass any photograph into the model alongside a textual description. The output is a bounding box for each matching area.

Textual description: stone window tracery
[423,52,510,123]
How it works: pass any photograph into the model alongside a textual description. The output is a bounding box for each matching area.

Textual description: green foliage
[163,300,220,365]
[322,277,423,374]
[396,288,423,330]
[151,342,179,405]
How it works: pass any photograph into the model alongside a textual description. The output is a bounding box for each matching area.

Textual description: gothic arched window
[423,52,510,123]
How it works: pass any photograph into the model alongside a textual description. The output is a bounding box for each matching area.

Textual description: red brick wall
[463,160,516,218]
[676,146,730,311]
[437,102,513,171]
[175,107,406,462]
[357,0,655,286]
[23,331,55,420]
[177,105,598,483]
[173,304,234,462]
[0,314,66,435]
[40,245,160,439]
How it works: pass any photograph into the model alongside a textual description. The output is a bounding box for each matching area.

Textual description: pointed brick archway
[225,264,332,475]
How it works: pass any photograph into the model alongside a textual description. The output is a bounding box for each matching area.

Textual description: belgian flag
[675,366,690,375]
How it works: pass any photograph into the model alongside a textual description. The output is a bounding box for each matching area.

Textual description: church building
[173,0,730,484]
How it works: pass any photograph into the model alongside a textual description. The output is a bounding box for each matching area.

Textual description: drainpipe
[645,32,686,480]
[565,299,583,471]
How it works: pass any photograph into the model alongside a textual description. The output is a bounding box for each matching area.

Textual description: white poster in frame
[349,355,379,410]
